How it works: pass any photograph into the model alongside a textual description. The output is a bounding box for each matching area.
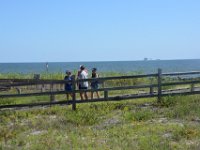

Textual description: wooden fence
[1,68,200,110]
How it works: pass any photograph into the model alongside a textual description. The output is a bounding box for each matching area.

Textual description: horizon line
[0,58,200,63]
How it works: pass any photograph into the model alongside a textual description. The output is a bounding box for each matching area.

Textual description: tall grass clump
[161,95,200,120]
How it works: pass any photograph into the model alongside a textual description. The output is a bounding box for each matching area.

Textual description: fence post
[104,90,108,100]
[157,68,162,103]
[150,86,153,95]
[191,84,194,92]
[16,87,21,94]
[72,75,76,111]
[50,82,56,102]
[50,94,55,102]
[41,84,45,92]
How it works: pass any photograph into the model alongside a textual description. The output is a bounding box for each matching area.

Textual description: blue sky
[0,0,200,62]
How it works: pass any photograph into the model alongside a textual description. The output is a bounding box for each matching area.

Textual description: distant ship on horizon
[143,58,160,61]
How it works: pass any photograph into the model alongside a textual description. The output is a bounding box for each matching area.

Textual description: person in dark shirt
[91,68,100,99]
[64,70,73,100]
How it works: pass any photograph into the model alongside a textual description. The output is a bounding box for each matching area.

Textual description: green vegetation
[0,95,200,149]
[1,73,200,149]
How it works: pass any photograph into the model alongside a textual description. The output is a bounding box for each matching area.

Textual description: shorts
[91,82,98,90]
[65,88,72,92]
[91,84,98,90]
[65,85,72,91]
[79,86,88,90]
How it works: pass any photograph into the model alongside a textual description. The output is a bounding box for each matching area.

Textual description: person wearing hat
[78,65,88,100]
[64,70,73,100]
[91,68,100,99]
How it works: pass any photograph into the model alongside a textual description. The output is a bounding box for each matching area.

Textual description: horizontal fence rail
[1,69,200,110]
[162,71,200,76]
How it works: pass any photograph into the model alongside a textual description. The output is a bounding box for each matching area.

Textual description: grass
[1,73,200,149]
[0,95,200,149]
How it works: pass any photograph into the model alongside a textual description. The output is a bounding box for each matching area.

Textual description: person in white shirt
[78,65,88,100]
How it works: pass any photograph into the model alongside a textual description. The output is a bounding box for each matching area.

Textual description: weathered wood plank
[0,100,72,109]
[163,71,200,76]
[72,75,76,111]
[162,80,200,86]
[157,68,162,103]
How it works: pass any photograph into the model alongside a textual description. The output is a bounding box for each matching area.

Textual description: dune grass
[1,73,200,149]
[0,95,200,149]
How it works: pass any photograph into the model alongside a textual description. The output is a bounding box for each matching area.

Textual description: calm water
[0,59,200,74]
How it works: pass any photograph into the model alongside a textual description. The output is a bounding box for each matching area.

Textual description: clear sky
[0,0,200,62]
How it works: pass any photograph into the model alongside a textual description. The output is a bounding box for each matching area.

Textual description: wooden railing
[1,69,200,110]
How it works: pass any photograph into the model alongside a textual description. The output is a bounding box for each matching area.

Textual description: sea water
[0,59,200,74]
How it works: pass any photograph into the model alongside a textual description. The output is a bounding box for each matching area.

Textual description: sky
[0,0,200,62]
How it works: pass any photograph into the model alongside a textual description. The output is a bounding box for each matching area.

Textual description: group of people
[64,65,100,100]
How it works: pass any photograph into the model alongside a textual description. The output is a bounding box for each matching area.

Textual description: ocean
[0,59,200,74]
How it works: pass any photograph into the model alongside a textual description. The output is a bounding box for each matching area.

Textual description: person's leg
[84,92,88,100]
[79,85,84,100]
[66,93,69,100]
[91,91,94,99]
[78,84,82,100]
[80,92,84,100]
[70,93,73,99]
[96,91,100,99]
